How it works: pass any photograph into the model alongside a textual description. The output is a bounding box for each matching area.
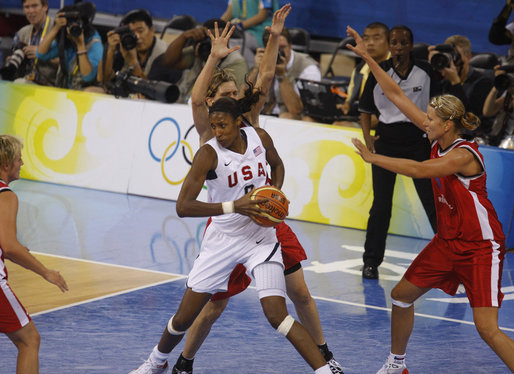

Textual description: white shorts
[187,222,283,294]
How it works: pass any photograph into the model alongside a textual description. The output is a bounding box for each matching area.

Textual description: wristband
[77,50,87,55]
[129,61,140,70]
[222,201,234,214]
[277,75,285,82]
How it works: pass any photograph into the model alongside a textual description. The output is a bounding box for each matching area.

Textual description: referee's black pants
[363,122,438,268]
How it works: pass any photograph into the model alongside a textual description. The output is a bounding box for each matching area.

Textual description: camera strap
[30,16,51,77]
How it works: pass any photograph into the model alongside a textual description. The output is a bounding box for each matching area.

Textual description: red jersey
[430,139,505,243]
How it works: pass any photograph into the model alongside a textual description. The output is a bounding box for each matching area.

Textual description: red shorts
[211,221,307,301]
[0,280,31,333]
[404,235,505,307]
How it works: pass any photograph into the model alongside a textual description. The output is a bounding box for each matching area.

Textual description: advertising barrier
[0,81,512,246]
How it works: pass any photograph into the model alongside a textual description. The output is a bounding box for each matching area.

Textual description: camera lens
[197,39,211,62]
[494,74,513,91]
[69,22,83,37]
[430,53,450,71]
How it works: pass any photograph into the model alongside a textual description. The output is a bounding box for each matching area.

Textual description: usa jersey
[206,126,269,235]
[431,139,505,242]
[0,179,11,281]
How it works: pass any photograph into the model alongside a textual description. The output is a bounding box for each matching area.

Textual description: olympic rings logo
[148,117,197,185]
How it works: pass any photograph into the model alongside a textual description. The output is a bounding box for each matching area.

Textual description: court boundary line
[30,252,514,332]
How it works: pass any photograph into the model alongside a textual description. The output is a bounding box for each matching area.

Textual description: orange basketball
[250,186,289,227]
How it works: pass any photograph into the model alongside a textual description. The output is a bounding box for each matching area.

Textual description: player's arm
[176,145,266,217]
[249,4,291,124]
[0,192,68,292]
[346,26,426,130]
[352,138,481,178]
[256,128,284,189]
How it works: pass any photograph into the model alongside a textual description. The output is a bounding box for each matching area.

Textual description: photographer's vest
[16,17,58,86]
[264,51,318,115]
[121,37,168,76]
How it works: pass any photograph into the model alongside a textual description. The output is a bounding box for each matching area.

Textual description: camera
[494,65,514,91]
[58,2,96,37]
[430,44,462,71]
[196,38,212,62]
[277,48,285,64]
[110,70,180,103]
[0,43,27,81]
[113,25,138,50]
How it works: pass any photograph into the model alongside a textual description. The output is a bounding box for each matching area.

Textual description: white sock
[389,352,406,362]
[149,345,169,365]
[314,364,332,373]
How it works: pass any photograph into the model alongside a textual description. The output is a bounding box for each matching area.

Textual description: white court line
[30,253,514,333]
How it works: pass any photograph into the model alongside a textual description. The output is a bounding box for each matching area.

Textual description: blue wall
[0,0,510,55]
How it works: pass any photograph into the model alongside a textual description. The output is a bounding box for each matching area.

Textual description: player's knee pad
[391,298,413,308]
[167,315,187,336]
[276,314,295,336]
[254,262,286,299]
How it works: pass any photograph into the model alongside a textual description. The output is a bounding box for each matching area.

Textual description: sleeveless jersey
[431,139,505,242]
[0,180,11,281]
[206,126,269,235]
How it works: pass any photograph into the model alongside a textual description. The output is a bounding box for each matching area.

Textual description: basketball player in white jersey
[129,96,333,374]
[0,134,68,374]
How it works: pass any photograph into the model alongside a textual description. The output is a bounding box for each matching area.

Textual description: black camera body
[113,25,138,50]
[196,38,212,62]
[0,43,28,81]
[62,11,83,37]
[58,2,96,37]
[494,65,514,91]
[430,44,462,71]
[277,48,285,64]
[110,70,179,103]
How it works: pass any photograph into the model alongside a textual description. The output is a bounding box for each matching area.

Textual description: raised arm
[248,3,291,124]
[346,26,427,130]
[38,13,65,55]
[190,23,240,145]
[256,127,284,188]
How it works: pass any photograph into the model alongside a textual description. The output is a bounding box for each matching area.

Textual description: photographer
[428,35,494,135]
[161,18,248,103]
[36,2,102,89]
[483,65,514,146]
[1,0,57,85]
[97,9,175,87]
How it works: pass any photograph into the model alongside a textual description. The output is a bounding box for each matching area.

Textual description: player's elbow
[176,201,187,217]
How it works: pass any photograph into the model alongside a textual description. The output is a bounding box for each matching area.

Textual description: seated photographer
[36,2,102,89]
[483,65,514,146]
[0,0,57,85]
[97,9,176,90]
[428,35,494,136]
[258,27,321,120]
[161,18,248,103]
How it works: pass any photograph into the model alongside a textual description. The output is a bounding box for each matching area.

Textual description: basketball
[250,186,289,227]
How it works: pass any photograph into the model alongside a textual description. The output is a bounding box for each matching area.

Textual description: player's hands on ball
[234,189,270,217]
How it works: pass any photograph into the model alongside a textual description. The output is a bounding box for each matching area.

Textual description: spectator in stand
[161,18,248,104]
[36,2,102,89]
[221,0,279,66]
[97,9,179,91]
[358,25,438,280]
[259,27,321,120]
[338,22,390,118]
[4,0,57,85]
[428,35,494,137]
[489,0,514,62]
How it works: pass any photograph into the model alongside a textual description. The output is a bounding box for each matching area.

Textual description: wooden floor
[7,253,182,315]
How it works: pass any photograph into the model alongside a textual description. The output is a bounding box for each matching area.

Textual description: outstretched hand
[267,3,292,37]
[352,138,375,164]
[206,22,240,60]
[345,26,368,59]
[44,269,69,293]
